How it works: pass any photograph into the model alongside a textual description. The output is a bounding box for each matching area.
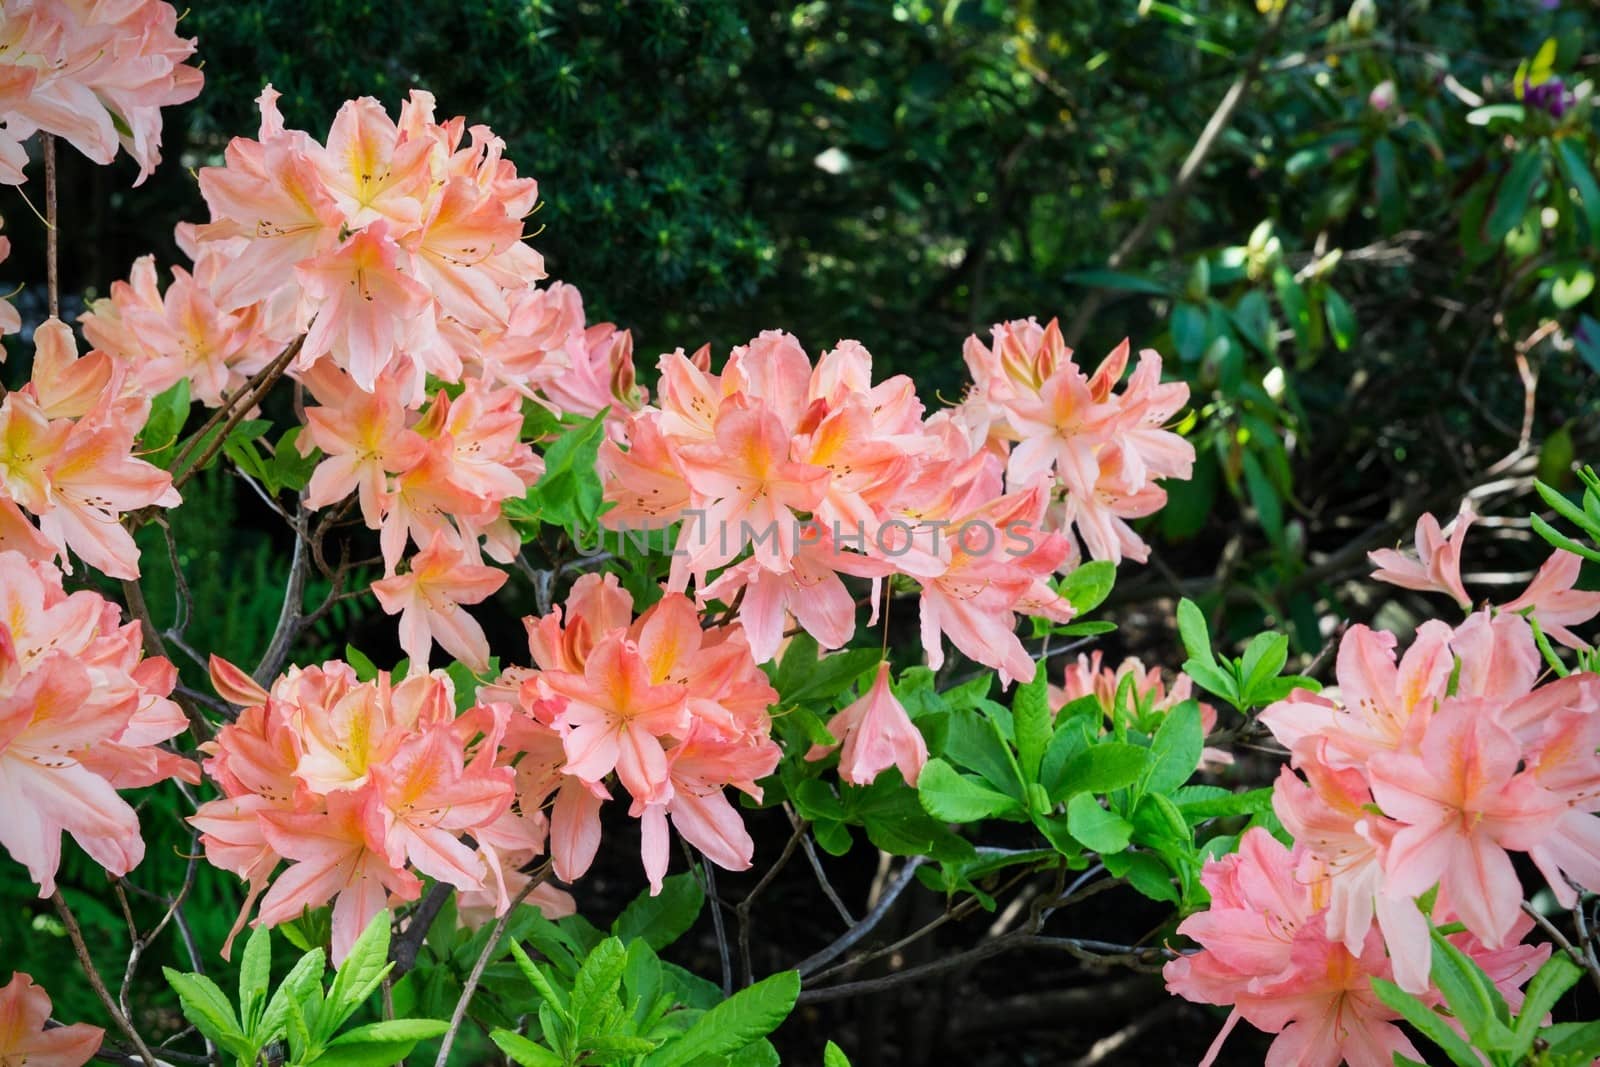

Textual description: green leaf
[1241,448,1283,548]
[1554,264,1596,310]
[1537,478,1600,541]
[163,968,244,1047]
[1104,851,1178,903]
[1172,785,1274,820]
[824,1040,853,1067]
[1239,632,1290,703]
[1323,289,1356,351]
[1511,953,1583,1056]
[1371,979,1483,1067]
[917,758,1022,822]
[1176,599,1215,667]
[510,942,571,1018]
[774,635,882,706]
[1427,924,1512,1048]
[612,873,704,951]
[1062,742,1148,796]
[1063,269,1169,295]
[139,378,190,467]
[1012,671,1052,785]
[239,923,273,1033]
[493,1031,566,1067]
[1059,561,1116,615]
[1183,659,1240,706]
[642,970,800,1067]
[1466,103,1528,127]
[571,937,628,1036]
[1488,149,1544,244]
[323,911,393,1035]
[1066,794,1132,853]
[1546,1020,1600,1061]
[1141,702,1202,795]
[273,426,320,493]
[507,409,611,532]
[1555,139,1600,241]
[1532,513,1600,563]
[322,1019,450,1067]
[259,948,326,1045]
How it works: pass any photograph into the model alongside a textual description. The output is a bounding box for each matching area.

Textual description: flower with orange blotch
[0,971,103,1067]
[0,551,194,897]
[193,661,550,964]
[1370,698,1565,951]
[79,248,278,407]
[1165,828,1422,1067]
[0,0,201,185]
[372,532,508,673]
[1368,502,1476,609]
[806,662,927,787]
[491,576,781,893]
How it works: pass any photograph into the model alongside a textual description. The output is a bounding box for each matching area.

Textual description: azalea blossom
[192,660,537,963]
[0,551,194,896]
[0,972,102,1067]
[372,531,508,672]
[0,0,201,185]
[805,662,927,787]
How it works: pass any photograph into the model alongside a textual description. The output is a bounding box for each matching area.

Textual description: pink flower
[1165,828,1421,1067]
[372,532,508,672]
[807,662,928,787]
[0,972,102,1067]
[1369,699,1564,949]
[1500,548,1600,649]
[1368,503,1475,609]
[0,552,193,895]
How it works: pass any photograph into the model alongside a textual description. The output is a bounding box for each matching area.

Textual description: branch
[391,881,454,976]
[796,858,924,977]
[795,933,1172,1005]
[52,891,159,1067]
[254,515,310,685]
[169,336,303,492]
[432,863,550,1067]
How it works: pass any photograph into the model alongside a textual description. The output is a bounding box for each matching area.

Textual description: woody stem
[44,134,58,318]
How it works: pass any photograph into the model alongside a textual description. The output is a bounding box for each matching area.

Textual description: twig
[703,861,733,998]
[255,517,309,684]
[433,863,550,1067]
[53,890,158,1067]
[796,858,925,977]
[795,933,1171,1004]
[1522,900,1600,994]
[44,133,58,318]
[169,336,303,491]
[786,805,854,926]
[736,820,806,986]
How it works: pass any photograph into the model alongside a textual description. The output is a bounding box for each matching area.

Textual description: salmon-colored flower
[0,972,102,1067]
[806,662,927,787]
[372,532,508,672]
[1368,503,1475,609]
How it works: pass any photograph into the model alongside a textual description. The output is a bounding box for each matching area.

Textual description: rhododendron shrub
[2,4,1597,1065]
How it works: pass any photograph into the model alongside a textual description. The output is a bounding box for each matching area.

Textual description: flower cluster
[187,87,565,402]
[0,318,179,577]
[0,551,195,896]
[1261,604,1600,991]
[1165,828,1546,1067]
[0,0,201,184]
[299,364,536,663]
[485,573,782,894]
[80,233,283,408]
[191,658,572,962]
[958,317,1195,565]
[597,327,1186,685]
[1167,505,1600,1059]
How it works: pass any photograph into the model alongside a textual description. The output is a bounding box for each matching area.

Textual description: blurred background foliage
[4,0,1600,1058]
